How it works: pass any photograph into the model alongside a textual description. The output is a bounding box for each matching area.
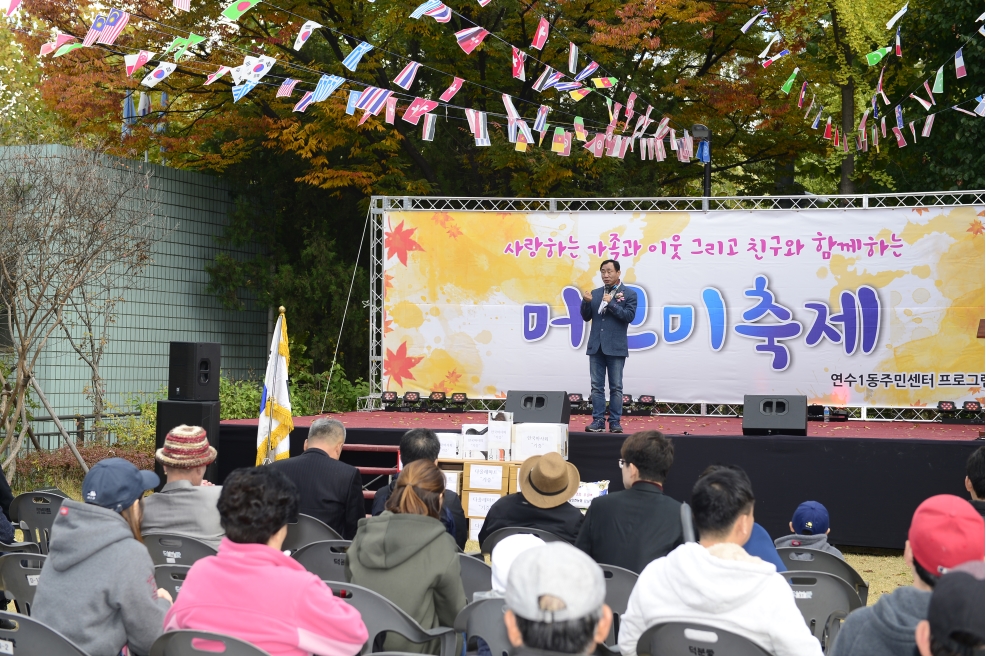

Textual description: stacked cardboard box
[461,462,510,518]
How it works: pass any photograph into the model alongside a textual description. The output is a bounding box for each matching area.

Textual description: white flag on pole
[257,309,293,464]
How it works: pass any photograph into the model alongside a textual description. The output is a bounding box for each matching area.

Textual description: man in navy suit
[580,259,638,433]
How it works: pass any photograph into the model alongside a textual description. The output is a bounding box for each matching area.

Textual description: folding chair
[10,492,65,554]
[636,621,772,656]
[458,552,492,600]
[0,610,88,655]
[324,581,458,656]
[776,547,870,605]
[282,513,343,554]
[480,527,566,555]
[0,553,46,616]
[599,564,638,646]
[453,598,511,656]
[680,502,696,543]
[142,534,217,567]
[155,564,191,600]
[150,630,271,655]
[291,540,352,582]
[0,541,41,610]
[781,570,862,651]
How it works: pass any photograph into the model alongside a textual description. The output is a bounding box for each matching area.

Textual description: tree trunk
[839,77,855,194]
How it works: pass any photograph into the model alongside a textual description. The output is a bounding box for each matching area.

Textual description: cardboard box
[570,480,610,509]
[508,464,522,494]
[461,424,488,460]
[512,423,569,461]
[486,411,513,461]
[436,433,461,459]
[462,490,503,518]
[468,518,484,543]
[443,471,461,495]
[463,463,510,494]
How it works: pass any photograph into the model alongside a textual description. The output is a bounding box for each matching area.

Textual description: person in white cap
[475,533,545,602]
[504,542,613,656]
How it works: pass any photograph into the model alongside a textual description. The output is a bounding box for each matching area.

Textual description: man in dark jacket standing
[579,259,637,433]
[575,431,682,573]
[268,418,363,539]
[372,428,467,549]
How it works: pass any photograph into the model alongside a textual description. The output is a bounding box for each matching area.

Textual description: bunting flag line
[758,33,780,59]
[124,51,153,77]
[908,121,916,142]
[3,0,19,17]
[872,126,879,151]
[881,115,887,137]
[910,93,931,111]
[410,0,440,19]
[204,66,231,85]
[568,43,578,73]
[574,117,587,141]
[501,94,520,120]
[222,0,261,21]
[422,113,437,141]
[554,82,584,92]
[952,105,978,116]
[781,68,799,94]
[475,112,490,146]
[232,80,259,102]
[891,126,906,147]
[569,88,591,101]
[293,21,322,50]
[832,127,839,147]
[574,61,598,82]
[541,71,565,91]
[439,77,464,102]
[534,105,550,132]
[532,66,555,92]
[82,15,107,47]
[932,65,944,94]
[741,8,768,34]
[812,106,823,129]
[551,127,566,153]
[342,41,374,71]
[345,90,359,115]
[823,116,832,138]
[625,93,637,118]
[976,96,986,117]
[954,49,966,78]
[276,78,300,97]
[655,137,666,161]
[312,74,345,102]
[423,3,451,21]
[922,80,935,105]
[167,33,205,61]
[654,117,671,138]
[96,8,129,46]
[886,3,908,29]
[293,91,314,113]
[895,26,902,57]
[393,61,421,90]
[865,47,891,66]
[173,0,190,11]
[803,95,815,119]
[243,55,275,82]
[385,97,397,124]
[761,49,789,67]
[355,87,393,115]
[456,27,489,54]
[895,104,904,129]
[141,62,176,88]
[592,77,617,88]
[40,33,76,56]
[921,114,934,137]
[531,17,550,50]
[512,47,526,81]
[858,108,870,133]
[798,81,808,107]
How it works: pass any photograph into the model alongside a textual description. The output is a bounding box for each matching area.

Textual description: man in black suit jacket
[372,428,467,549]
[576,431,683,573]
[268,418,363,539]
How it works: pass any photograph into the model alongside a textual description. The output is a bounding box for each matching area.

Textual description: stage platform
[219,412,983,550]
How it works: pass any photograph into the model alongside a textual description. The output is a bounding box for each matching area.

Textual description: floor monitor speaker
[505,390,571,424]
[742,395,807,436]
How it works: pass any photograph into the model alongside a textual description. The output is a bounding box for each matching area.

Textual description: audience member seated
[773,500,844,560]
[827,494,984,656]
[618,465,822,656]
[915,561,984,656]
[33,458,171,656]
[478,453,584,545]
[372,428,467,548]
[964,446,983,516]
[743,521,786,572]
[503,542,613,656]
[575,431,682,573]
[165,466,368,656]
[268,417,364,539]
[142,425,223,549]
[347,459,467,653]
[474,533,545,601]
[0,467,12,523]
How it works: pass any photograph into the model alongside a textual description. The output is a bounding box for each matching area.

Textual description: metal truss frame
[366,192,985,417]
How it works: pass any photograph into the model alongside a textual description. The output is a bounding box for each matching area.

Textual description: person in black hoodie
[964,446,983,516]
[372,428,467,549]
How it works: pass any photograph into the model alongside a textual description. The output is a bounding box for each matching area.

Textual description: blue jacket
[580,283,638,356]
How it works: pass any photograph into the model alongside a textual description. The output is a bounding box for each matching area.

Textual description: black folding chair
[155,564,191,600]
[599,564,638,646]
[10,492,65,554]
[142,533,217,567]
[480,527,566,555]
[150,630,271,655]
[291,540,352,582]
[0,553,46,616]
[636,621,772,656]
[776,547,870,605]
[781,570,862,651]
[453,598,511,656]
[0,610,88,655]
[282,513,343,554]
[458,552,493,600]
[0,541,41,610]
[324,581,458,656]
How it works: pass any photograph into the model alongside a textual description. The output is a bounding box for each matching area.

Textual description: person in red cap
[827,495,985,656]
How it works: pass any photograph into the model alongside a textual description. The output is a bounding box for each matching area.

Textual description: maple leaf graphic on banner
[447,225,463,239]
[383,310,394,335]
[445,369,462,385]
[384,273,394,290]
[385,220,425,265]
[967,219,984,236]
[385,341,423,387]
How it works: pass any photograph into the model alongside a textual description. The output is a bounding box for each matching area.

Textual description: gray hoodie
[32,499,170,656]
[773,532,844,559]
[826,585,930,656]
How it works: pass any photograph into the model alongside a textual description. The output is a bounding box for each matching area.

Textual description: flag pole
[262,305,286,465]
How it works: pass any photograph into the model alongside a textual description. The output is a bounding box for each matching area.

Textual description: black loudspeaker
[168,342,220,401]
[742,395,808,436]
[155,400,221,488]
[505,390,571,424]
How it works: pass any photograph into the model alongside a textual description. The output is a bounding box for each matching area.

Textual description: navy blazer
[579,283,638,356]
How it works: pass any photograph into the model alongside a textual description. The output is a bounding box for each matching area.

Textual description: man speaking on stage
[580,259,638,433]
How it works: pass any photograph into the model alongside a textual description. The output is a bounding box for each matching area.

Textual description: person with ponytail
[347,459,467,653]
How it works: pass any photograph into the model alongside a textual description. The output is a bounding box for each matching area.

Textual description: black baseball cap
[82,458,159,513]
[927,567,985,652]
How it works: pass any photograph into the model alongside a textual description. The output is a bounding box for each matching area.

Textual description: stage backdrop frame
[366,192,986,420]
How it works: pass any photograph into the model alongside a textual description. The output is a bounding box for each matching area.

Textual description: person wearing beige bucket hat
[478,452,585,546]
[142,425,224,548]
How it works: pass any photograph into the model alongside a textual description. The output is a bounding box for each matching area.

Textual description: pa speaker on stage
[168,342,220,401]
[742,395,807,436]
[155,400,221,487]
[506,390,571,424]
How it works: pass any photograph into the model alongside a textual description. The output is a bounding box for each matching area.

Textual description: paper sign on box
[461,424,488,459]
[444,471,460,494]
[467,464,504,490]
[468,518,484,543]
[486,412,512,461]
[512,423,569,461]
[436,433,461,459]
[464,491,501,518]
[570,480,610,509]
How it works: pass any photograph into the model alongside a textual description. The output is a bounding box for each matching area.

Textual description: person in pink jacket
[164,466,368,656]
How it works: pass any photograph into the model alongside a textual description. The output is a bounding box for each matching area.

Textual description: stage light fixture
[963,401,982,412]
[622,394,633,406]
[381,391,399,409]
[637,395,656,406]
[399,391,421,412]
[450,392,468,404]
[429,391,446,403]
[937,401,957,413]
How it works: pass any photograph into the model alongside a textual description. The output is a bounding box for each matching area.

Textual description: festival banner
[382,206,985,407]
